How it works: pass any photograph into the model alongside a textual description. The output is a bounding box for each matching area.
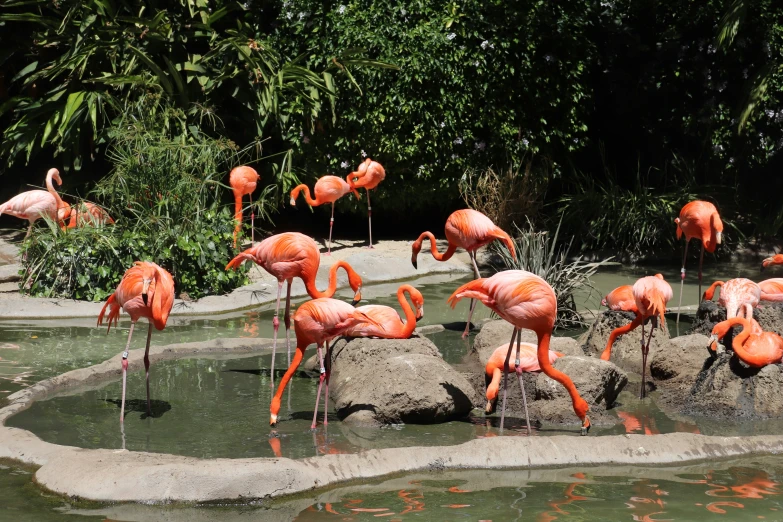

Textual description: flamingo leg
[499,327,518,432]
[271,280,284,385]
[698,242,705,303]
[514,328,532,435]
[312,343,326,430]
[250,194,255,245]
[323,339,331,427]
[120,321,136,424]
[326,202,334,256]
[676,239,690,328]
[284,279,292,366]
[144,322,153,416]
[366,189,374,249]
[462,251,481,339]
[24,223,33,240]
[640,319,655,399]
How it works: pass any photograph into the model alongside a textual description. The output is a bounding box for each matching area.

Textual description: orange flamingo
[708,317,783,367]
[708,309,762,355]
[0,168,65,239]
[761,254,783,271]
[601,274,672,399]
[344,284,424,339]
[759,278,783,302]
[269,298,380,427]
[290,175,360,255]
[61,201,114,229]
[601,285,638,312]
[674,200,723,325]
[346,158,385,249]
[225,232,363,382]
[448,270,591,434]
[413,209,516,338]
[97,261,174,422]
[229,166,260,248]
[702,278,760,319]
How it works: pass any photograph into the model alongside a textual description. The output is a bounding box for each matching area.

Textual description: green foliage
[492,219,611,329]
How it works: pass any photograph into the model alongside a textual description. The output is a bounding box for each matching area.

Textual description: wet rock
[754,303,783,337]
[580,311,669,375]
[687,300,726,336]
[472,320,583,367]
[327,335,479,426]
[650,334,712,382]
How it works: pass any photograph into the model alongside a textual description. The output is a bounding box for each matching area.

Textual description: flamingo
[674,200,723,325]
[708,306,763,355]
[346,158,385,249]
[601,284,638,312]
[229,166,260,248]
[269,298,381,427]
[97,261,174,422]
[225,232,363,383]
[761,254,783,271]
[759,278,783,302]
[448,270,591,434]
[708,317,783,368]
[0,168,65,239]
[600,274,672,399]
[412,209,516,338]
[702,278,760,319]
[344,284,424,339]
[290,175,360,255]
[61,201,114,229]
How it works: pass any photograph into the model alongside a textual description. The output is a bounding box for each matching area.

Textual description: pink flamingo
[344,284,424,339]
[448,270,591,434]
[761,254,783,271]
[229,166,260,248]
[269,298,381,427]
[225,232,363,382]
[758,278,783,302]
[346,158,385,249]
[290,175,360,255]
[601,274,672,399]
[0,168,65,239]
[709,317,783,368]
[702,278,761,319]
[97,261,174,422]
[708,305,762,355]
[61,201,114,229]
[412,208,516,338]
[601,285,638,312]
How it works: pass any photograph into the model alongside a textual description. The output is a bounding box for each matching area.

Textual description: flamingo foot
[363,245,375,249]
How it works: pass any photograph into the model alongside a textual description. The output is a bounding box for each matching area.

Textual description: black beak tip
[142,294,148,306]
[351,298,360,306]
[411,260,418,270]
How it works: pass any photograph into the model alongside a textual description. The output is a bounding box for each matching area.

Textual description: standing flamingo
[761,254,783,271]
[225,232,363,382]
[674,200,723,325]
[702,278,760,319]
[708,317,783,368]
[601,274,672,399]
[290,175,360,255]
[97,261,174,422]
[448,270,591,434]
[344,284,424,339]
[269,298,381,427]
[412,209,516,338]
[346,158,385,249]
[759,278,783,302]
[62,201,115,228]
[0,168,65,239]
[229,166,260,248]
[601,285,638,312]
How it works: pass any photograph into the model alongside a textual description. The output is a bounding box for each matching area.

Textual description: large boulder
[754,302,783,336]
[472,320,583,367]
[688,300,783,340]
[326,335,479,426]
[580,311,669,375]
[650,334,712,382]
[687,300,725,336]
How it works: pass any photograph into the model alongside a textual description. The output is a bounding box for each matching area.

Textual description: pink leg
[514,330,531,435]
[270,280,284,385]
[365,190,374,249]
[120,321,137,424]
[323,340,331,426]
[326,202,334,256]
[676,239,690,328]
[284,280,292,366]
[462,252,481,338]
[250,194,255,244]
[312,343,326,429]
[144,322,153,416]
[499,327,518,432]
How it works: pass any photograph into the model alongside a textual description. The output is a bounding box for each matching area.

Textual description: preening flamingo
[269,298,381,427]
[708,307,762,355]
[346,158,385,249]
[759,278,783,302]
[61,201,114,229]
[225,232,363,382]
[709,317,783,368]
[448,270,591,434]
[601,285,638,312]
[97,261,174,422]
[412,208,516,338]
[761,254,783,271]
[344,284,424,339]
[601,274,672,399]
[0,168,65,239]
[702,278,760,319]
[229,166,260,248]
[674,200,723,325]
[290,175,360,255]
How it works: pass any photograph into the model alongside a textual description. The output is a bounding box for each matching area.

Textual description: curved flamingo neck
[704,281,724,301]
[396,286,417,337]
[303,260,356,298]
[415,232,457,262]
[487,368,502,400]
[537,329,588,421]
[291,184,319,206]
[601,313,642,361]
[730,317,753,352]
[46,171,65,208]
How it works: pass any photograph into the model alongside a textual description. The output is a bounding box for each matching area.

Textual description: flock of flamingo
[3,161,783,437]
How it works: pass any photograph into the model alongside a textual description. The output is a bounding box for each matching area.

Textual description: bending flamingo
[702,278,760,319]
[708,306,762,355]
[62,201,114,229]
[290,175,359,255]
[708,317,783,368]
[601,274,672,399]
[761,254,783,271]
[0,168,65,239]
[448,270,591,434]
[412,208,516,338]
[759,278,783,302]
[344,284,424,339]
[269,298,381,427]
[674,200,723,325]
[229,166,260,248]
[346,158,385,249]
[225,232,363,383]
[97,261,174,422]
[601,285,638,312]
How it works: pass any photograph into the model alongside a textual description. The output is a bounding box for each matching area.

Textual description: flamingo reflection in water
[536,473,589,522]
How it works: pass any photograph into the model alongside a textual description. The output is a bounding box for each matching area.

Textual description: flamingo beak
[716,231,723,245]
[270,413,278,427]
[411,258,418,270]
[289,197,296,206]
[416,305,424,320]
[142,279,151,306]
[601,298,607,307]
[762,258,772,272]
[485,398,497,414]
[707,334,718,353]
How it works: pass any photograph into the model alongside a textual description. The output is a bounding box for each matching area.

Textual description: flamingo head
[410,240,423,269]
[708,320,733,353]
[48,168,62,186]
[762,254,783,271]
[410,288,424,320]
[135,262,158,306]
[347,272,363,306]
[600,296,608,307]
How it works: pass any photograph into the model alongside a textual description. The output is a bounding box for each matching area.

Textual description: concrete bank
[1,335,783,504]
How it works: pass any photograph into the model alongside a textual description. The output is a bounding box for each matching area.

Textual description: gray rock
[472,320,583,367]
[687,300,726,336]
[754,303,783,337]
[0,264,20,284]
[580,311,669,375]
[327,335,479,426]
[650,334,711,382]
[688,300,783,341]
